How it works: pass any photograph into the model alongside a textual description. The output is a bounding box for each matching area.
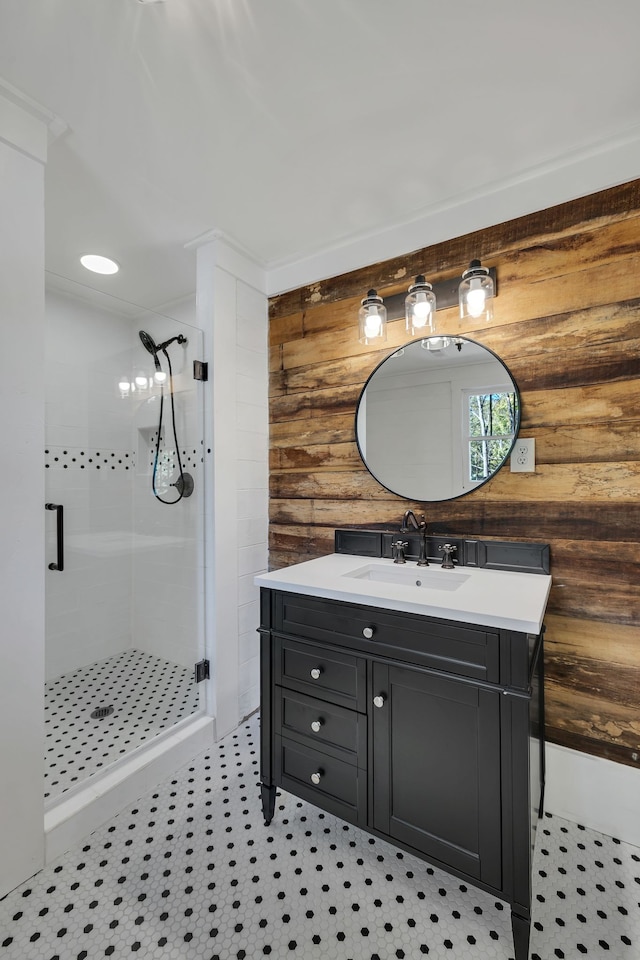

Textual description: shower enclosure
[44,287,206,805]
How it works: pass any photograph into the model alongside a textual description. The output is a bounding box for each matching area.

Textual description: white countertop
[255,553,552,633]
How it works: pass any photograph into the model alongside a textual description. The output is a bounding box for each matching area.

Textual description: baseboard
[45,715,215,862]
[545,742,640,847]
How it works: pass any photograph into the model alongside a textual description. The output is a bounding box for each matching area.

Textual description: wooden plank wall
[268,181,640,769]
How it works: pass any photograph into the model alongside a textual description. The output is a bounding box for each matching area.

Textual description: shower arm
[155,334,187,352]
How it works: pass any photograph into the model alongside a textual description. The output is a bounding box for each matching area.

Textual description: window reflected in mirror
[465,389,518,484]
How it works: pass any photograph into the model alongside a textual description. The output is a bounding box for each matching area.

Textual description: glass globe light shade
[358,289,387,344]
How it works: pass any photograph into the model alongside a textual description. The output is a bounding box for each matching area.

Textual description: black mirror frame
[354,336,522,503]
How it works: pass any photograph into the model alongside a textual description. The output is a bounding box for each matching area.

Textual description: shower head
[139,329,187,358]
[139,330,161,371]
[139,330,158,356]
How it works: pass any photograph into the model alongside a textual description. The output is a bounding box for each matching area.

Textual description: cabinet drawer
[274,592,500,683]
[275,635,367,711]
[275,735,366,827]
[275,688,366,762]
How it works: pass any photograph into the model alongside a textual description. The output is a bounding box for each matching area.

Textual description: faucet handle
[391,540,409,564]
[438,543,457,569]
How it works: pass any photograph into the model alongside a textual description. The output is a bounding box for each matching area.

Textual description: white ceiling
[2,0,640,310]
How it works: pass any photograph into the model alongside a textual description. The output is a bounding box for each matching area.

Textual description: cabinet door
[371,662,501,888]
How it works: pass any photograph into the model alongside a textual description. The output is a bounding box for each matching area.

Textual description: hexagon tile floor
[2,713,638,960]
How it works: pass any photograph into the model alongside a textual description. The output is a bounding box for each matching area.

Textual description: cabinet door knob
[362,626,375,639]
[310,771,322,785]
[310,667,322,680]
[310,719,323,733]
[373,694,386,708]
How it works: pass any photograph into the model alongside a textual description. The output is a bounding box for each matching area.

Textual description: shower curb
[44,715,215,863]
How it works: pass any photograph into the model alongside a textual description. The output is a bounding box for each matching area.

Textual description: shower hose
[152,347,187,505]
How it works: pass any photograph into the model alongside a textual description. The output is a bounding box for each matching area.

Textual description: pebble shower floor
[2,713,638,960]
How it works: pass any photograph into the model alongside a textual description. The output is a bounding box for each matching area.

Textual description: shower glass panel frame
[44,288,206,807]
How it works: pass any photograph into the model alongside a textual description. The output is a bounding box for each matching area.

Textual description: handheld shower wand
[138,330,193,505]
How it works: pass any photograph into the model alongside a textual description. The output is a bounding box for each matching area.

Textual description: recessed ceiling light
[80,254,120,275]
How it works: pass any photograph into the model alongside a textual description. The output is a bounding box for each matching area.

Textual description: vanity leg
[261,784,276,826]
[511,910,530,960]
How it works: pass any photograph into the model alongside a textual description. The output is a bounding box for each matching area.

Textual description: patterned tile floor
[45,650,200,801]
[2,713,638,959]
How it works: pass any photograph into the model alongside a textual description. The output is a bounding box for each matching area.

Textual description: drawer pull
[310,719,324,733]
[362,626,375,639]
[373,694,386,709]
[310,667,322,680]
[310,771,323,785]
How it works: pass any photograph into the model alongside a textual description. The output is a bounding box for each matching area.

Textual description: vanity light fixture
[405,275,436,336]
[459,258,494,322]
[80,254,119,275]
[358,289,388,344]
[358,260,496,341]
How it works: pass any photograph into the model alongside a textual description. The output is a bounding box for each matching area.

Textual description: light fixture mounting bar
[382,267,497,321]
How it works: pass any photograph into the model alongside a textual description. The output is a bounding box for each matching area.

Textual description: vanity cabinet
[259,588,545,960]
[371,661,502,888]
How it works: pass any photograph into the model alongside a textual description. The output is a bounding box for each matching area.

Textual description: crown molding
[188,228,267,293]
[0,76,67,161]
[185,227,265,265]
[264,124,640,297]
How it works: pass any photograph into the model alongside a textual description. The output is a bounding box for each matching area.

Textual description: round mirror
[355,336,520,502]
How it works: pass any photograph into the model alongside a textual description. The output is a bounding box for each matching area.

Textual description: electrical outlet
[510,438,536,472]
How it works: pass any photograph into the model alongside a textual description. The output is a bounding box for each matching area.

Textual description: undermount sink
[344,563,470,592]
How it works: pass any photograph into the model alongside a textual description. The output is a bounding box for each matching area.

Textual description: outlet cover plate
[511,437,536,472]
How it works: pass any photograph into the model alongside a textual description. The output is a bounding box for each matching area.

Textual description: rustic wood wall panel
[268,181,640,768]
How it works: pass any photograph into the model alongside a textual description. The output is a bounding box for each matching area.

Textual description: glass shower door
[44,289,205,803]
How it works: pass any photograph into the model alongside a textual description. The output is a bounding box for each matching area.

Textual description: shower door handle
[45,503,64,571]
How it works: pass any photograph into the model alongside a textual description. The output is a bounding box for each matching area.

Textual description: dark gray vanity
[257,534,550,960]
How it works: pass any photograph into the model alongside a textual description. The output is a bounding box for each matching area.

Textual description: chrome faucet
[400,510,429,566]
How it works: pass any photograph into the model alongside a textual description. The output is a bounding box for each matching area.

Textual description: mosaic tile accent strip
[44,446,135,471]
[45,442,210,472]
[44,649,200,802]
[147,436,207,472]
[2,713,638,960]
